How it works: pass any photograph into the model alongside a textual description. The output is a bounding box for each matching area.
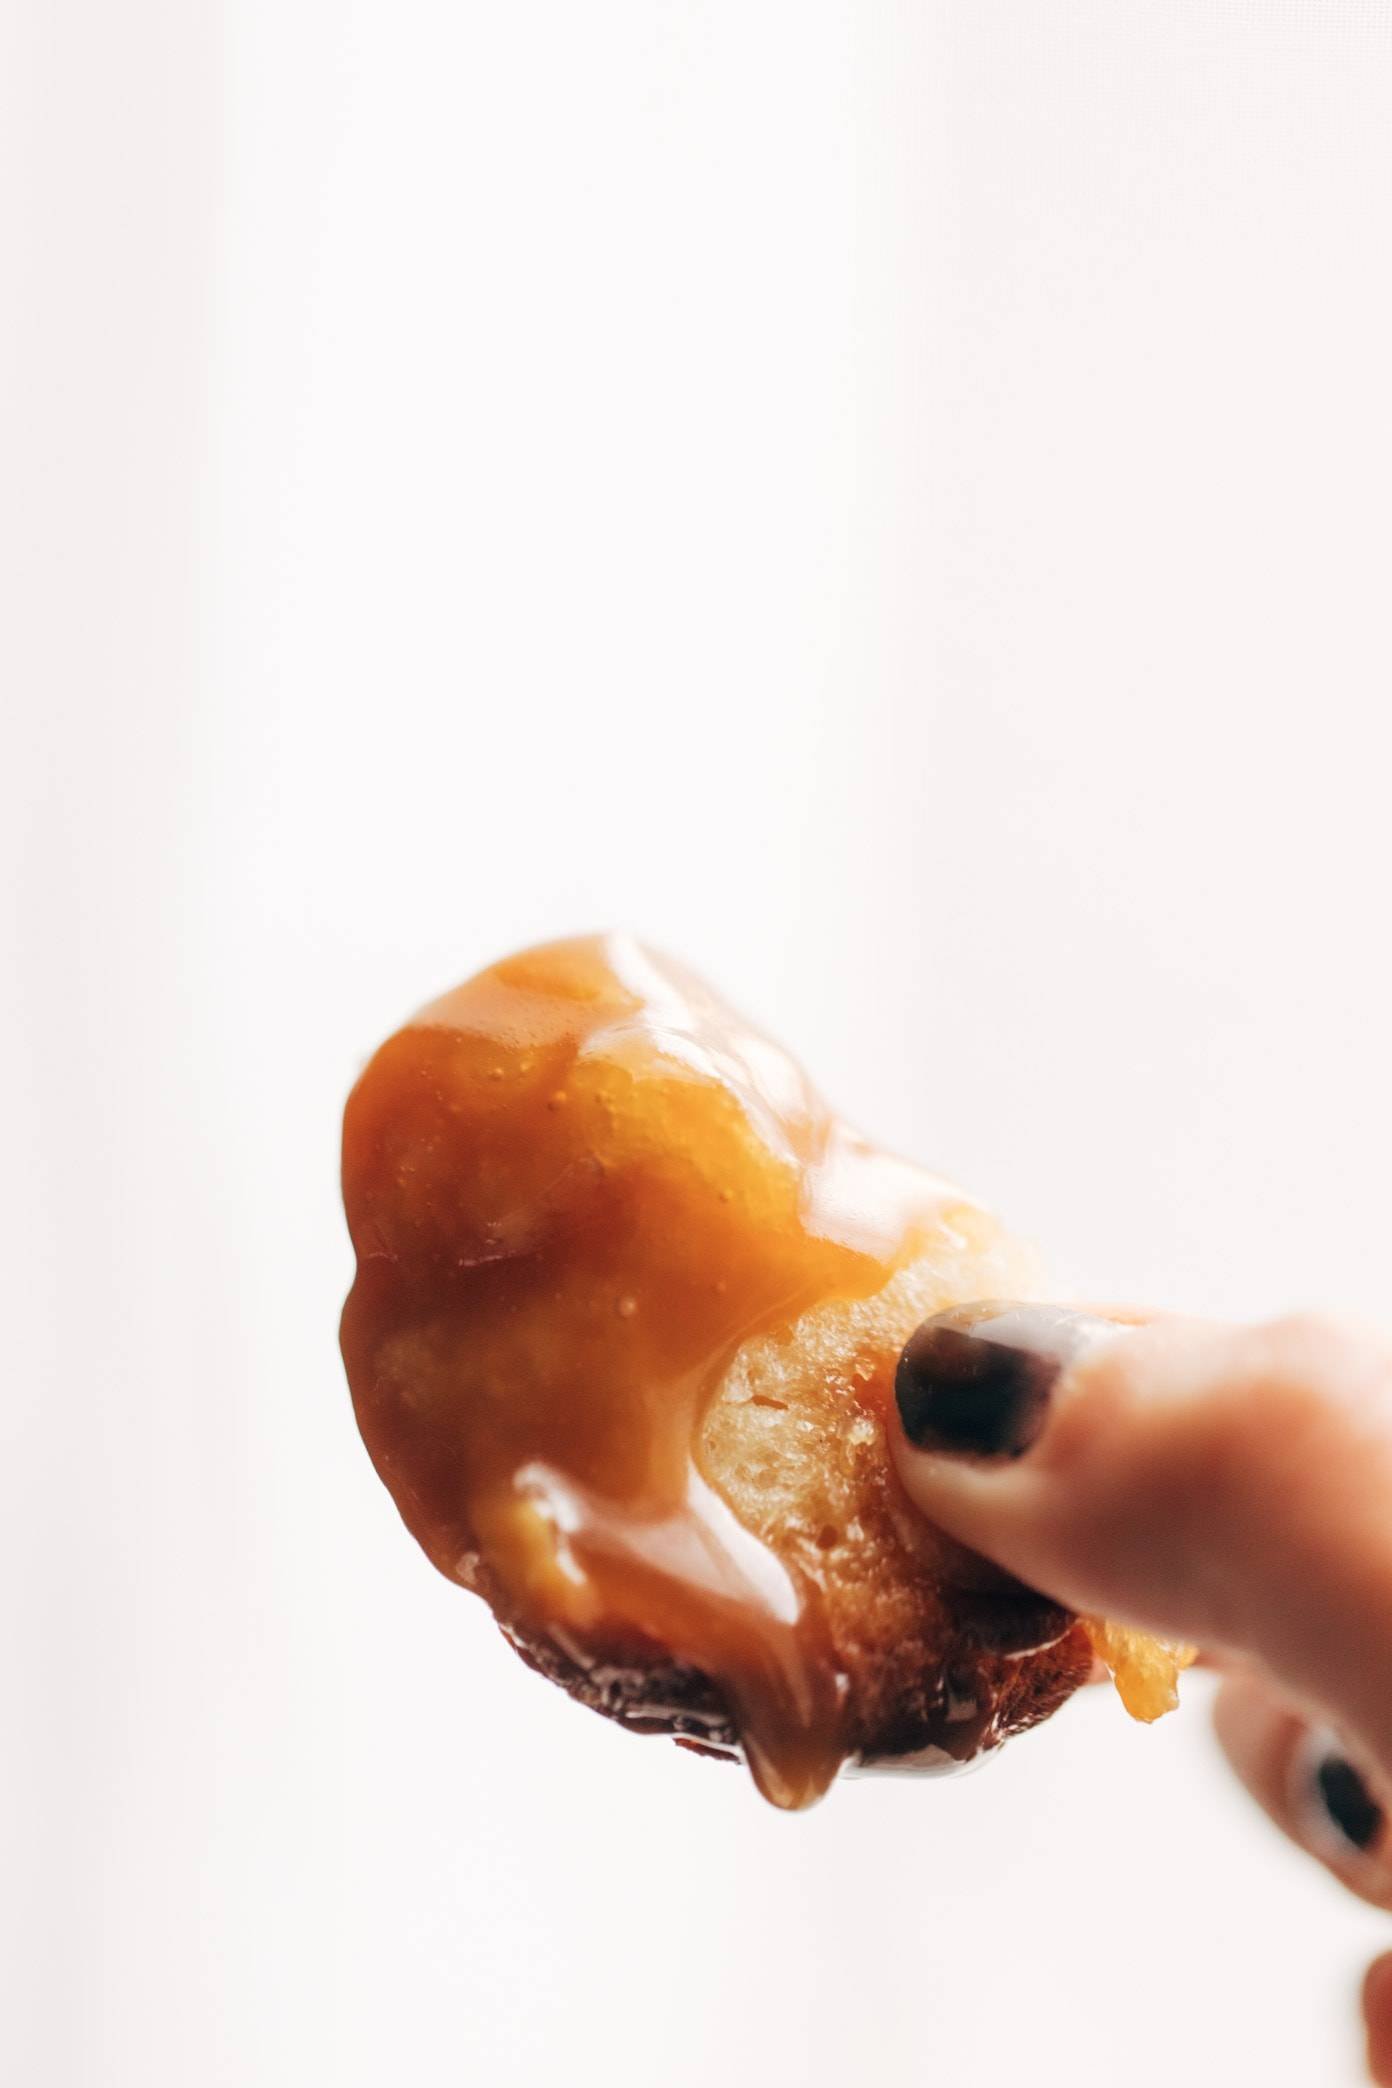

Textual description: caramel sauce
[340,935,1005,1808]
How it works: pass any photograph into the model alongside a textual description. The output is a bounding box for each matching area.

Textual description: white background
[6,3,1392,2082]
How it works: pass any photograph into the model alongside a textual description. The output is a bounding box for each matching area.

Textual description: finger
[1213,1674,1392,2080]
[1364,1954,1392,2087]
[1211,1672,1392,1912]
[891,1305,1392,1773]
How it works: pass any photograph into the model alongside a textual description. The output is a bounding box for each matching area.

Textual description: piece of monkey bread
[340,934,1184,1809]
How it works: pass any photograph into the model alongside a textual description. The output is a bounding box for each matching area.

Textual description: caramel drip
[340,935,978,1807]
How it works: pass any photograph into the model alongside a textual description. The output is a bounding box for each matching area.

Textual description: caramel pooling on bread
[341,935,1184,1806]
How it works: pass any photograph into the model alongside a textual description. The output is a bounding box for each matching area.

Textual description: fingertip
[1213,1676,1392,1913]
[1211,1673,1308,1833]
[893,1302,1111,1463]
[889,1303,1201,1628]
[1363,1953,1392,2085]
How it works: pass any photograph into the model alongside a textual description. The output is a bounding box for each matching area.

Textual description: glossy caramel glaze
[341,936,1100,1806]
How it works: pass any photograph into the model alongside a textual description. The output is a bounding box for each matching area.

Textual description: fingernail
[894,1302,1121,1461]
[1299,1729,1385,1856]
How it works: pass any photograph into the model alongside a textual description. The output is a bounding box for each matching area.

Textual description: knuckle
[1248,1313,1392,1431]
[1263,1309,1361,1370]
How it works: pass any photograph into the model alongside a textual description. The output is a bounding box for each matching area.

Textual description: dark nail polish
[894,1302,1119,1461]
[1314,1749,1384,1853]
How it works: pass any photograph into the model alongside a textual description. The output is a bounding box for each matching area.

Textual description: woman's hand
[891,1305,1392,2084]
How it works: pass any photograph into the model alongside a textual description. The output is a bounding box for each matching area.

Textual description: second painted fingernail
[1301,1730,1385,1857]
[894,1303,1122,1461]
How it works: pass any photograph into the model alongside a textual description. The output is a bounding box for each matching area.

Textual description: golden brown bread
[339,934,1182,1807]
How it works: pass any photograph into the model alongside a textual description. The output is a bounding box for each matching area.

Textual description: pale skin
[891,1312,1392,2084]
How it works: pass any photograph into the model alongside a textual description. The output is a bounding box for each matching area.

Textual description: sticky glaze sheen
[340,935,1023,1807]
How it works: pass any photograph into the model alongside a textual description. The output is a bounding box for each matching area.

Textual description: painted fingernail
[894,1302,1121,1461]
[1300,1729,1385,1856]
